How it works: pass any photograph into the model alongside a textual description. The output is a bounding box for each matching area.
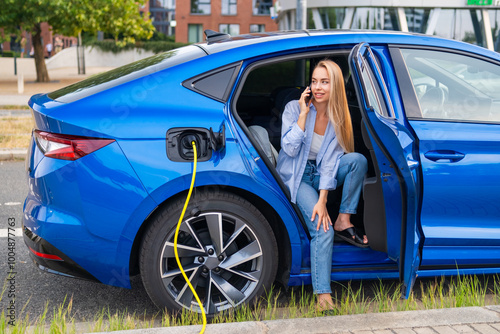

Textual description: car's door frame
[349,42,422,297]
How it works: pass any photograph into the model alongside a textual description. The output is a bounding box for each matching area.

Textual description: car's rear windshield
[48,45,206,104]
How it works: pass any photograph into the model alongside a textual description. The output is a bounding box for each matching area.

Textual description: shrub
[1,50,21,57]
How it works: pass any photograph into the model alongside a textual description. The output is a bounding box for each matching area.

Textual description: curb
[0,149,27,161]
[89,306,500,334]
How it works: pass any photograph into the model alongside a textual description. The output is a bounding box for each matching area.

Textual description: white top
[307,132,325,160]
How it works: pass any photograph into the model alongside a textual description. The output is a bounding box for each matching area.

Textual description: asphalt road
[0,160,159,323]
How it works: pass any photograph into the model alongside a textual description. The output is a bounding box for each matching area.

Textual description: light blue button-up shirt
[276,100,344,203]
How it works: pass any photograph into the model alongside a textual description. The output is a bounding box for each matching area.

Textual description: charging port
[166,126,224,162]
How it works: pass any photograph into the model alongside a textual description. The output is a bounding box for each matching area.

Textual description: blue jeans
[296,153,367,294]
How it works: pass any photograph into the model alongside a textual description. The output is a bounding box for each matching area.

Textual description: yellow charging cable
[173,141,207,333]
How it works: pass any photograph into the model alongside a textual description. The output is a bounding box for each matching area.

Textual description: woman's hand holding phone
[297,86,312,131]
[299,86,313,113]
[305,86,313,105]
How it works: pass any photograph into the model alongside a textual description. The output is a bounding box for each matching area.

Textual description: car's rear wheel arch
[227,186,293,287]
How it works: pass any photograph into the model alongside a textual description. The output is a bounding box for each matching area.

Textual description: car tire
[140,190,278,315]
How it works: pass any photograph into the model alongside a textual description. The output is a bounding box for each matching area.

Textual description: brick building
[175,0,278,43]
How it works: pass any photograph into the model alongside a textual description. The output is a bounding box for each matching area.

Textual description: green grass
[419,275,488,309]
[495,276,500,304]
[371,280,401,313]
[0,116,33,149]
[334,281,371,315]
[2,275,499,333]
[0,105,31,110]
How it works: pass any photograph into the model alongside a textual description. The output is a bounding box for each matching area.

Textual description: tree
[0,0,53,82]
[0,0,154,82]
[51,0,154,46]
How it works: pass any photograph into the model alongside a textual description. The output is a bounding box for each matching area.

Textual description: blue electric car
[23,30,500,314]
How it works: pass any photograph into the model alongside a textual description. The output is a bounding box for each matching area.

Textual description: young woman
[276,60,368,312]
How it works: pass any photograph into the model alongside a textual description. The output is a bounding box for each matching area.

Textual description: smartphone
[305,86,313,104]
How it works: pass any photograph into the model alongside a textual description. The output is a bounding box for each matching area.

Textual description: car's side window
[401,49,500,123]
[183,63,241,102]
[359,57,390,118]
[235,59,310,149]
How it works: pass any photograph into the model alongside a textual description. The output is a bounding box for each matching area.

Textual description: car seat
[249,125,279,166]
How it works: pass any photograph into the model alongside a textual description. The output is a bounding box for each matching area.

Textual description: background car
[23,29,500,315]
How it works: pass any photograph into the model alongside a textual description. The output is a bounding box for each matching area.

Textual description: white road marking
[4,202,22,206]
[0,228,23,237]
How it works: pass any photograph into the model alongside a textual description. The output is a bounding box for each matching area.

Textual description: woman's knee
[343,152,368,173]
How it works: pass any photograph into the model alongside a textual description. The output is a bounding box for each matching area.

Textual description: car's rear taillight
[34,130,115,161]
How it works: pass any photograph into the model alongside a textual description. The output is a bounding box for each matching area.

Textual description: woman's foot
[316,293,335,312]
[335,226,369,247]
[333,213,369,246]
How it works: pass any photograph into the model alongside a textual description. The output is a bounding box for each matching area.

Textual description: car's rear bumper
[23,226,99,282]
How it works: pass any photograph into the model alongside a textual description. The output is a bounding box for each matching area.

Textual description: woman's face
[311,66,331,105]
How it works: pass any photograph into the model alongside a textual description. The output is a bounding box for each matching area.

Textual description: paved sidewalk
[0,66,113,107]
[90,306,500,334]
[0,76,88,107]
[0,94,33,106]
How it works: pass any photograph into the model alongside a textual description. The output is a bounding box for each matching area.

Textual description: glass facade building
[150,0,176,36]
[276,0,500,51]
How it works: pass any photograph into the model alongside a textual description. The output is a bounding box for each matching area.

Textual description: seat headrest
[272,87,303,113]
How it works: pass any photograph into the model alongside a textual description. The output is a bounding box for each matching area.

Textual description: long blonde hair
[314,60,354,153]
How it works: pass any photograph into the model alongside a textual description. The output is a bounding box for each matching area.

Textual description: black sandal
[320,309,336,316]
[335,227,369,248]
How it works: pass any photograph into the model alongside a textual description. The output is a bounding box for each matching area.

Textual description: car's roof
[197,29,499,59]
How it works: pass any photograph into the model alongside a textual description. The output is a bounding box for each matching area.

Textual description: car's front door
[394,47,500,270]
[349,43,421,296]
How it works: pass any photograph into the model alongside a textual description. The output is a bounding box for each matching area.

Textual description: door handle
[424,150,465,162]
